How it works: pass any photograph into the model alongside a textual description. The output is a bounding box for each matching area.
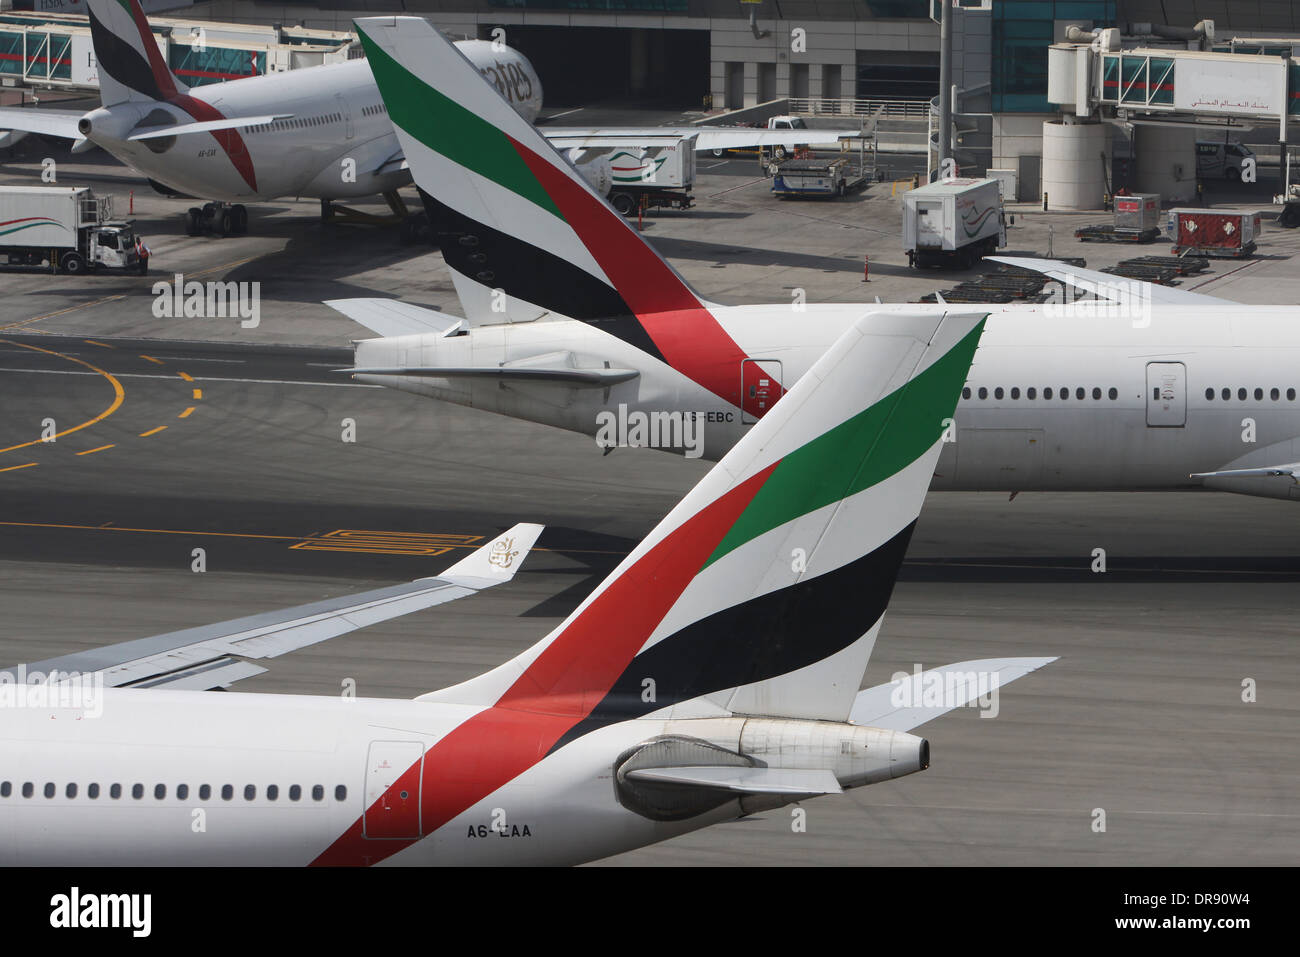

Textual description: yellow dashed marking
[177,371,194,382]
[0,341,125,454]
[76,445,115,456]
[83,339,115,349]
[192,388,203,400]
[178,406,195,419]
[139,426,167,438]
[140,355,165,365]
[289,529,484,557]
[0,462,38,473]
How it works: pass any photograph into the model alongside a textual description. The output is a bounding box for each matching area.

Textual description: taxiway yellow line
[0,341,125,454]
[178,407,195,419]
[0,462,37,473]
[0,295,126,332]
[139,426,167,438]
[76,444,115,456]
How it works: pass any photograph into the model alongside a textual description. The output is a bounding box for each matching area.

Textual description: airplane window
[154,784,166,800]
[66,783,77,799]
[267,785,279,801]
[88,783,99,799]
[177,784,189,800]
[1238,388,1247,400]
[994,387,1004,399]
[1027,387,1037,399]
[1221,388,1230,400]
[131,784,144,799]
[1289,389,1296,400]
[312,785,325,801]
[290,785,302,801]
[245,785,256,800]
[21,783,32,798]
[977,387,988,399]
[43,783,54,798]
[1152,387,1160,400]
[1092,387,1101,400]
[1254,388,1263,400]
[222,784,233,801]
[110,784,122,799]
[1076,387,1085,400]
[335,785,347,801]
[962,387,971,399]
[199,784,211,800]
[1271,388,1280,400]
[1061,388,1069,400]
[1205,388,1214,400]
[1011,387,1020,399]
[0,782,9,797]
[1044,388,1052,399]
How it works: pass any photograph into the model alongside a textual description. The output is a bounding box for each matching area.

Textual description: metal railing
[788,96,931,118]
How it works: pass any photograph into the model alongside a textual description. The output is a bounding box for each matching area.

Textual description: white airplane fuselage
[0,688,917,865]
[77,44,541,203]
[355,303,1300,499]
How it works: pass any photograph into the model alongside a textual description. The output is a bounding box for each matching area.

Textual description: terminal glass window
[993,1,1117,112]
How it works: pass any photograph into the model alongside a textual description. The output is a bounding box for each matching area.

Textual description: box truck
[903,177,1006,268]
[1,186,146,274]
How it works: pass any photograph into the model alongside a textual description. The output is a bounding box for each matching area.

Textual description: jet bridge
[1047,36,1300,202]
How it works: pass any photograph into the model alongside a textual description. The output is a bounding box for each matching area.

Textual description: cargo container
[1169,208,1259,258]
[903,177,1006,268]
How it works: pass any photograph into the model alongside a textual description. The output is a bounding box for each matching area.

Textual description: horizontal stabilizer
[0,107,84,140]
[987,256,1234,306]
[625,766,843,795]
[1191,463,1299,482]
[342,365,639,386]
[128,114,293,141]
[850,657,1057,731]
[325,298,465,338]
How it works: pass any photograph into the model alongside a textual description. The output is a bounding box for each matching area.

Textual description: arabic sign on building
[1173,57,1284,117]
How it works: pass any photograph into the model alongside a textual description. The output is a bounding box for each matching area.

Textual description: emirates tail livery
[0,0,541,234]
[0,306,1054,866]
[334,16,1300,503]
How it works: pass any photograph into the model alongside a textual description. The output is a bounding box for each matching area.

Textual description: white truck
[1,186,147,275]
[1195,140,1256,181]
[599,142,695,216]
[903,177,1006,269]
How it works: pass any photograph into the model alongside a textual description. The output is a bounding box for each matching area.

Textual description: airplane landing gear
[185,202,248,237]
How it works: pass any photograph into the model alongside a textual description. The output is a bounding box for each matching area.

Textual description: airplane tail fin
[86,0,187,107]
[421,309,987,735]
[355,16,709,333]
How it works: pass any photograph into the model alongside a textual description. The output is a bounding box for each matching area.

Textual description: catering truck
[903,177,1006,269]
[603,141,696,216]
[1,186,146,275]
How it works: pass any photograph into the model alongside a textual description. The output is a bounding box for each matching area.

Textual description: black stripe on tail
[88,8,164,101]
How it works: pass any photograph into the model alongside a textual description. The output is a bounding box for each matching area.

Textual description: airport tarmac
[1,138,1298,865]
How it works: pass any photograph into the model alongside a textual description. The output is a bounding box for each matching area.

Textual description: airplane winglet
[436,523,545,589]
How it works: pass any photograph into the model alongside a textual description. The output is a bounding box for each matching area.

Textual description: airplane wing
[342,365,640,387]
[987,256,1235,306]
[325,298,465,338]
[127,114,293,141]
[542,127,860,152]
[0,107,84,139]
[848,657,1058,731]
[1,523,542,692]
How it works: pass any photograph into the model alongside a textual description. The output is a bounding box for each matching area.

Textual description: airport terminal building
[7,0,1300,203]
